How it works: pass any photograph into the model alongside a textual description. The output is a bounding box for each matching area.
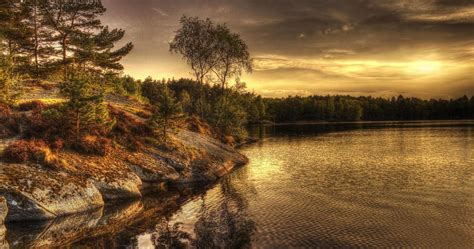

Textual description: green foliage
[144,82,182,141]
[179,90,192,113]
[0,0,132,80]
[212,23,253,92]
[144,77,263,137]
[0,56,21,105]
[60,73,114,137]
[121,75,141,96]
[170,16,253,119]
[73,26,134,74]
[210,95,247,136]
[265,95,474,122]
[170,16,218,86]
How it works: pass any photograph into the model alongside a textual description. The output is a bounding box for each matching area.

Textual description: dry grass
[2,139,57,166]
[72,135,112,156]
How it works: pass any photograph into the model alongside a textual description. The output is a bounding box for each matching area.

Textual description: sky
[101,0,474,99]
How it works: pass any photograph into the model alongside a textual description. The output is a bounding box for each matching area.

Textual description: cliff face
[0,129,248,222]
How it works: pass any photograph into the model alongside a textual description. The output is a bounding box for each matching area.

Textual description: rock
[0,197,6,225]
[6,200,143,248]
[0,129,248,222]
[0,163,104,222]
[0,197,7,248]
[56,151,143,200]
[175,130,249,183]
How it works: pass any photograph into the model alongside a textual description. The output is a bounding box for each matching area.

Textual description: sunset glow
[101,0,474,98]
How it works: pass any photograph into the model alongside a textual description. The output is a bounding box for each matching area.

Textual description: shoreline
[248,119,474,127]
[0,129,249,223]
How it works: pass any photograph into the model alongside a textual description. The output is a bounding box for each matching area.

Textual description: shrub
[51,139,64,152]
[121,76,140,96]
[109,106,153,151]
[2,140,29,163]
[185,116,212,135]
[18,100,46,111]
[135,110,152,119]
[73,135,112,156]
[2,140,56,165]
[23,104,71,143]
[0,103,20,138]
[0,103,11,119]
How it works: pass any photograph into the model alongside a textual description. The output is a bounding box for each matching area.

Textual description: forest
[264,95,474,122]
[0,0,259,156]
[0,0,472,156]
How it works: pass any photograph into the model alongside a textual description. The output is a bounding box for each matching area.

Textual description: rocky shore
[0,129,248,223]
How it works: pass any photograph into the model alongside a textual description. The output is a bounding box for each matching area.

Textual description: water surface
[6,121,474,248]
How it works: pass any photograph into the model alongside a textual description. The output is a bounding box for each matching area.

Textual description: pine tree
[0,55,21,106]
[21,0,55,78]
[59,73,112,138]
[0,1,32,73]
[148,84,182,142]
[42,0,106,78]
[73,26,133,74]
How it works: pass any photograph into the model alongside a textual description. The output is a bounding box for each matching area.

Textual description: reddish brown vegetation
[21,105,111,156]
[2,140,55,165]
[109,105,153,151]
[23,104,70,143]
[72,135,112,156]
[0,103,20,138]
[18,100,46,112]
[135,110,152,119]
[184,116,212,136]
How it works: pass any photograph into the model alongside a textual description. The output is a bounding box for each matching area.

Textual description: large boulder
[56,151,143,200]
[0,163,104,222]
[175,130,249,183]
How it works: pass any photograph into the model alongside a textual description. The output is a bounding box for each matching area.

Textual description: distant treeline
[264,95,474,122]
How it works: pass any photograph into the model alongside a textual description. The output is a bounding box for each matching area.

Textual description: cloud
[153,8,169,17]
[101,0,474,98]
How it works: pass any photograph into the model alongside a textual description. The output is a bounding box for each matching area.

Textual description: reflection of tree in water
[148,169,257,248]
[192,177,256,249]
[152,218,192,249]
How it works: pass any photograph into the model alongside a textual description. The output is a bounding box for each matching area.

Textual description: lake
[5,121,474,248]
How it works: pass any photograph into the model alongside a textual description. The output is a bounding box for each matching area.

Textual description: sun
[410,61,442,74]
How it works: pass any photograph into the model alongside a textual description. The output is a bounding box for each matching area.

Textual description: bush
[109,106,153,151]
[0,103,20,138]
[73,135,112,156]
[2,140,56,165]
[2,140,29,163]
[23,104,70,143]
[0,103,11,119]
[136,110,152,119]
[18,100,46,111]
[121,76,140,96]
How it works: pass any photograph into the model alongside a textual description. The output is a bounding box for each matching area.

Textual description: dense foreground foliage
[265,95,474,122]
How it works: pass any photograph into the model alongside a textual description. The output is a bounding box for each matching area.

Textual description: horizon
[102,0,474,99]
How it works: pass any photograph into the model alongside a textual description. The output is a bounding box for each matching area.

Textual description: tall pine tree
[73,26,133,74]
[0,1,31,73]
[21,0,55,78]
[42,0,106,78]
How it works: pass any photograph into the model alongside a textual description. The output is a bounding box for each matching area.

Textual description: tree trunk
[62,36,67,79]
[163,117,167,143]
[33,0,39,77]
[76,109,80,139]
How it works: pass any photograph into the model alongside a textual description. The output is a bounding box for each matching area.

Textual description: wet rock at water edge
[0,197,7,248]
